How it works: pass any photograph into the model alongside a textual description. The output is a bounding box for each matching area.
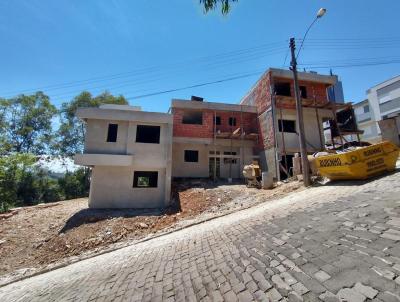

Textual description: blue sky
[1,0,399,112]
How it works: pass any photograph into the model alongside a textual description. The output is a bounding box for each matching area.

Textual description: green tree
[58,168,90,200]
[0,92,57,155]
[56,91,128,156]
[36,168,62,203]
[0,153,36,212]
[0,98,8,155]
[200,0,237,14]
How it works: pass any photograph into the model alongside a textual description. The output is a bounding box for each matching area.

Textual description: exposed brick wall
[215,111,258,134]
[172,108,259,139]
[273,77,330,109]
[172,108,214,138]
[173,72,333,153]
[240,72,272,115]
[240,71,334,151]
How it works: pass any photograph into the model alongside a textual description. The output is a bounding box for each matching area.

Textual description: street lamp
[297,8,327,59]
[289,8,327,187]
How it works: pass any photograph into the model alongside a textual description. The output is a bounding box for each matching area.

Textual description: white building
[353,99,379,142]
[74,104,173,209]
[354,75,400,143]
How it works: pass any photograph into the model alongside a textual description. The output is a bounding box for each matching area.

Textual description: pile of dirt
[0,180,302,278]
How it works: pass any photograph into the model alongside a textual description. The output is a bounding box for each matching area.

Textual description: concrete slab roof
[239,67,338,105]
[76,107,173,124]
[366,74,400,93]
[268,68,337,85]
[99,104,142,111]
[171,99,258,113]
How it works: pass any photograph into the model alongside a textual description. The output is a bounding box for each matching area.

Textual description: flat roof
[367,74,400,91]
[240,67,337,104]
[269,68,337,85]
[171,99,258,113]
[99,104,142,111]
[76,107,172,124]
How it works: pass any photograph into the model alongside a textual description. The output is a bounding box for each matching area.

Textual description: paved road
[1,171,400,302]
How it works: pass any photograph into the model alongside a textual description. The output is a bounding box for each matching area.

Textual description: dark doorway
[209,157,220,178]
[280,154,294,180]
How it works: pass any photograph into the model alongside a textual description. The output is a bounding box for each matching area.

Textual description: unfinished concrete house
[74,104,173,208]
[240,68,350,180]
[74,68,355,208]
[171,97,261,180]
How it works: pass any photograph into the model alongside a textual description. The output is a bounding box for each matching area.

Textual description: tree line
[0,91,128,212]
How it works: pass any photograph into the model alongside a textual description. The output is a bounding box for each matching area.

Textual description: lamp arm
[296,17,318,60]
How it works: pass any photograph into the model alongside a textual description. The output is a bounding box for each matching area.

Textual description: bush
[0,153,35,212]
[58,168,90,200]
[0,154,90,212]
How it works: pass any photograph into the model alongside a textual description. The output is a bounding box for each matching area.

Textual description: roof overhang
[171,99,257,113]
[269,68,337,85]
[76,107,173,124]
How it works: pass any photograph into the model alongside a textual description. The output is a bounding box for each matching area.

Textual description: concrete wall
[357,121,381,143]
[77,107,173,209]
[367,76,400,122]
[275,108,334,153]
[85,119,129,154]
[89,166,166,208]
[172,141,210,178]
[259,148,277,177]
[171,138,256,179]
[84,120,171,166]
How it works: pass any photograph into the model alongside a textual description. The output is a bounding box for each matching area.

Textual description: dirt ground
[0,180,302,279]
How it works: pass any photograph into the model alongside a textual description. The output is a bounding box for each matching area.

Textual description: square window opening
[229,117,237,127]
[275,82,291,97]
[136,125,160,144]
[215,116,221,125]
[278,119,296,133]
[209,150,220,155]
[182,111,203,125]
[223,151,237,155]
[184,150,199,162]
[106,124,118,142]
[133,171,158,188]
[224,158,237,164]
[299,86,308,99]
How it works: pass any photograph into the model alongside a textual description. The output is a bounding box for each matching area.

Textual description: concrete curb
[0,185,304,288]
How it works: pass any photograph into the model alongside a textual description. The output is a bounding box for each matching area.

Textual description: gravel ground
[0,180,302,285]
[1,168,399,301]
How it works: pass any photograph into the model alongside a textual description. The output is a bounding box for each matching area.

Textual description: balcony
[214,126,258,140]
[74,153,133,166]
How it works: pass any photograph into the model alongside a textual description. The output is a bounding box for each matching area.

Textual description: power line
[299,59,400,69]
[296,37,400,42]
[30,47,287,101]
[281,47,290,69]
[126,71,264,100]
[1,41,287,97]
[299,55,400,65]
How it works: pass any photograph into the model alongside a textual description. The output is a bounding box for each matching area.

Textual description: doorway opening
[209,157,220,179]
[280,154,294,180]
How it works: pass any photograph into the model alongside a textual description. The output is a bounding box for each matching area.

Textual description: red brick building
[170,68,347,181]
[240,68,345,179]
[171,98,260,179]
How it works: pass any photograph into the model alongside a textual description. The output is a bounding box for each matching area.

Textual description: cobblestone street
[1,171,400,302]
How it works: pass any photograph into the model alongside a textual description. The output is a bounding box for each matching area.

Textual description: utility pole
[289,38,311,186]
